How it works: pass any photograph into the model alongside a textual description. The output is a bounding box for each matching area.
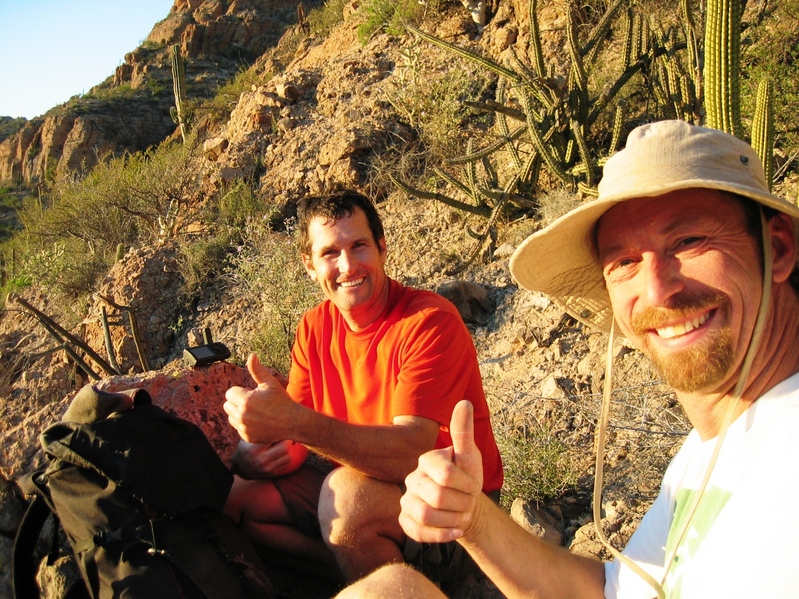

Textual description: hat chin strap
[592,207,773,599]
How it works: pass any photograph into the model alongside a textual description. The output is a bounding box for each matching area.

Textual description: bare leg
[225,475,341,579]
[319,468,407,582]
[335,564,446,599]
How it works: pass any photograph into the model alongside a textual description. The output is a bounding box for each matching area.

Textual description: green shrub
[204,67,269,123]
[497,428,579,508]
[229,219,321,373]
[216,181,272,230]
[178,231,234,304]
[380,58,491,160]
[308,0,348,37]
[23,135,202,253]
[0,117,27,143]
[4,235,110,303]
[357,0,444,43]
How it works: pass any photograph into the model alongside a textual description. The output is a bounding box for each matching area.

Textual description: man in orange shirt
[223,190,503,585]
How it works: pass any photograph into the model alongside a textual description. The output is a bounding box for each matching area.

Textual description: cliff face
[0,0,308,185]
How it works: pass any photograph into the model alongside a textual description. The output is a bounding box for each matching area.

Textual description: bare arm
[400,401,606,599]
[231,439,309,479]
[224,353,440,482]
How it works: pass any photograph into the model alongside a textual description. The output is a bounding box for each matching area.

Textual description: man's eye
[613,257,637,271]
[677,236,703,249]
[604,257,636,277]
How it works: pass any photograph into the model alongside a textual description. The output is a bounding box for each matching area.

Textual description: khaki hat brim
[509,121,799,334]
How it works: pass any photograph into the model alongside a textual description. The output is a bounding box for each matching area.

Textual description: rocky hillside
[0,0,320,185]
[6,0,771,596]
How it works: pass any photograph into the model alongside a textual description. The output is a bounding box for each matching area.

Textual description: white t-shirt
[604,372,799,599]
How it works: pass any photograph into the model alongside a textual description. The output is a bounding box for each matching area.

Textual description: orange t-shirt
[287,279,503,493]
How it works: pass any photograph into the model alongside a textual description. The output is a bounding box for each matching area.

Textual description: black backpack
[13,384,275,599]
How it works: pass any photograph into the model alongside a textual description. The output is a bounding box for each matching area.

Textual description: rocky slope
[0,1,693,597]
[0,0,319,185]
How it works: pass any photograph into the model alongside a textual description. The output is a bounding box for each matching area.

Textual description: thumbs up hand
[224,353,302,445]
[399,400,485,544]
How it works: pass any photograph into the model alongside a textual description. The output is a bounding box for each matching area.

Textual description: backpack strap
[13,492,52,599]
[14,472,91,599]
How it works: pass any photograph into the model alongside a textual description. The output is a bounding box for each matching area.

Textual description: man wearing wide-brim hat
[336,120,799,599]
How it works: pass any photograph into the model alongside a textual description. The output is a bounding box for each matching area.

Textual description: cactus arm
[171,44,189,143]
[704,0,743,138]
[751,77,774,190]
[528,0,546,77]
[464,100,527,122]
[406,25,521,83]
[609,103,625,155]
[496,79,523,171]
[681,0,702,101]
[582,0,624,64]
[519,89,574,186]
[389,174,492,217]
[444,125,527,165]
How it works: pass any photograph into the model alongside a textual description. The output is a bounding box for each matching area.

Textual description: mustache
[630,291,728,332]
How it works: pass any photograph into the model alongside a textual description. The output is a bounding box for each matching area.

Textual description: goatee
[630,292,734,393]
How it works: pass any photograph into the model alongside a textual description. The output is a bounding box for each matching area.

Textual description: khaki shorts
[402,489,501,583]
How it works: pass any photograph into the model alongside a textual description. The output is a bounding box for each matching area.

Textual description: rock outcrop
[0,0,316,185]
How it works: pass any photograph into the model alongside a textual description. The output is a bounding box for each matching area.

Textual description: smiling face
[302,207,389,331]
[596,189,762,394]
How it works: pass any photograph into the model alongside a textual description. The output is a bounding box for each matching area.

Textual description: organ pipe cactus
[751,78,774,190]
[703,0,743,138]
[396,0,692,232]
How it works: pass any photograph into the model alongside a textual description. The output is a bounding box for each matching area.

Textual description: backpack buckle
[146,519,170,557]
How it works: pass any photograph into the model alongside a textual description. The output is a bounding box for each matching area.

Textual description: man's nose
[641,253,684,306]
[338,250,354,273]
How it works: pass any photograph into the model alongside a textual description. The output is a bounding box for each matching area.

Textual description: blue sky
[0,0,175,119]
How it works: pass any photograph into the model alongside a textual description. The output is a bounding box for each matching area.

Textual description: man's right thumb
[247,353,276,386]
[451,400,479,473]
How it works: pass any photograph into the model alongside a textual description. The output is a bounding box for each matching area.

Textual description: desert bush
[380,51,492,161]
[497,428,579,508]
[0,232,109,311]
[228,219,321,373]
[24,135,202,253]
[0,117,27,143]
[178,231,235,305]
[357,0,445,43]
[308,0,348,37]
[216,180,274,230]
[0,186,28,241]
[203,66,269,123]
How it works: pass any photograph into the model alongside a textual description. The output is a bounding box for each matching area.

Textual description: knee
[223,475,249,522]
[224,476,283,524]
[318,467,367,540]
[335,564,441,599]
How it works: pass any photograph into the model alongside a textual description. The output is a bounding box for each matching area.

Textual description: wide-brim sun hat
[509,119,799,333]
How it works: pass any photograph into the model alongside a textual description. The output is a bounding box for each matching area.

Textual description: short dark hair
[296,190,385,256]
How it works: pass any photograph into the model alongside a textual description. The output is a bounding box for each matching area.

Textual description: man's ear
[769,212,797,284]
[379,237,386,255]
[302,254,317,281]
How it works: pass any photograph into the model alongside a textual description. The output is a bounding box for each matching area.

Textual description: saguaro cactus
[170,44,189,143]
